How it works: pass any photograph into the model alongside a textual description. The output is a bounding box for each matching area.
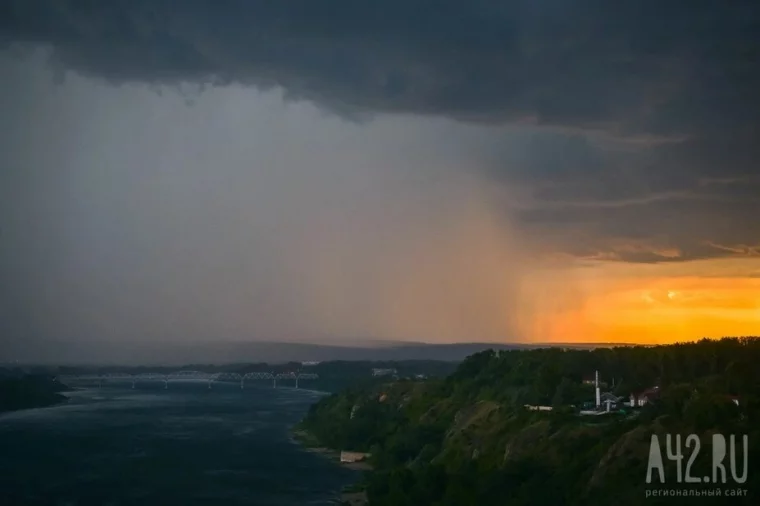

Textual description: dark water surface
[0,383,356,505]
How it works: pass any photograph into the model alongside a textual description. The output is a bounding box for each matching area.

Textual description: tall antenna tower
[595,370,601,408]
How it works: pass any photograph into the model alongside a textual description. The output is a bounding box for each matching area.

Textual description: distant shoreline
[0,376,71,415]
[0,395,68,415]
[4,339,653,366]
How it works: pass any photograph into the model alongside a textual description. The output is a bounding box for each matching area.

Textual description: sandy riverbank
[292,429,372,504]
[298,442,373,471]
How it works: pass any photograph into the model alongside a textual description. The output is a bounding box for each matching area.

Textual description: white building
[630,386,660,407]
[524,405,553,411]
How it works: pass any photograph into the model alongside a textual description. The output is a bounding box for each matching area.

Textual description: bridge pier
[273,378,277,389]
[164,380,168,389]
[240,379,244,389]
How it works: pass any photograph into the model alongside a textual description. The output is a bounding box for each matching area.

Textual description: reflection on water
[0,384,355,506]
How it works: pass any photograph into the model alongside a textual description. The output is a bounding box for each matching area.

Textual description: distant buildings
[573,372,739,417]
[630,386,660,407]
[524,405,553,411]
[372,368,396,377]
[578,371,626,415]
[301,361,320,366]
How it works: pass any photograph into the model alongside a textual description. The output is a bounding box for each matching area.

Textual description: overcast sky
[1,1,759,362]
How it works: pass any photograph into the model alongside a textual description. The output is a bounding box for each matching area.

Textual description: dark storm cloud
[2,0,757,135]
[2,0,760,264]
[517,193,760,263]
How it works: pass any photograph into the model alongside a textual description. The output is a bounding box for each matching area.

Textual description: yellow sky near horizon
[530,257,760,345]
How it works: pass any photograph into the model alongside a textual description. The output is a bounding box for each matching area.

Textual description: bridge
[57,371,319,390]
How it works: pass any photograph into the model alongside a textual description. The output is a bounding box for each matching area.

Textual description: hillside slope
[300,337,760,505]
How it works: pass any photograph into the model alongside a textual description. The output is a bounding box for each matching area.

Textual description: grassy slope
[300,340,760,506]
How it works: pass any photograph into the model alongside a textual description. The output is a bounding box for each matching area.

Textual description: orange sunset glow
[534,258,760,345]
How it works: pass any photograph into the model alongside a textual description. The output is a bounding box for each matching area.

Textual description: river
[0,382,357,505]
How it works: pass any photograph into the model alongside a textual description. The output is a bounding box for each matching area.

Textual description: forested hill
[299,337,760,506]
[0,374,71,413]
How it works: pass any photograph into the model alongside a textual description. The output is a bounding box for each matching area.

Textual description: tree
[552,377,573,407]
